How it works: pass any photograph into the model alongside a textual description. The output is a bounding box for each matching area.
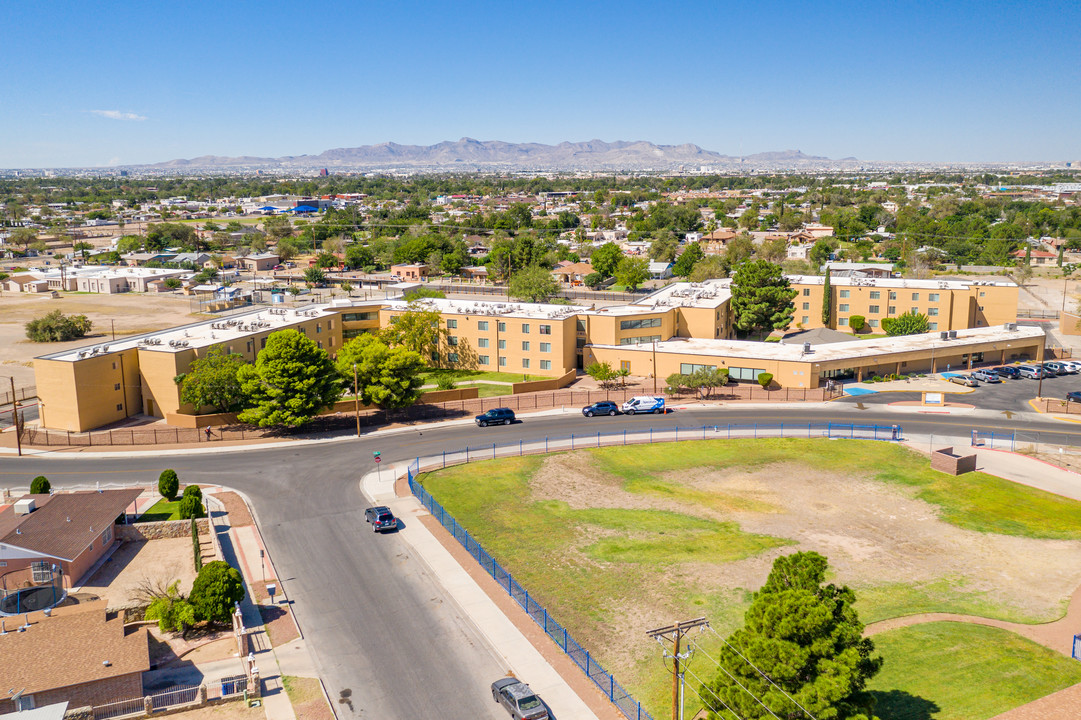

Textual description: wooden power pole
[8,376,22,457]
[647,617,709,720]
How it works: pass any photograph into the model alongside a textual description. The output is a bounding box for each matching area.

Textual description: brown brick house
[0,489,141,587]
[0,602,149,712]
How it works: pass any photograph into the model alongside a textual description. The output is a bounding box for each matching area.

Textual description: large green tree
[25,310,92,342]
[730,259,796,337]
[508,265,561,303]
[703,552,882,720]
[178,345,247,413]
[380,299,448,364]
[614,256,650,291]
[590,242,624,278]
[882,310,930,336]
[335,334,425,412]
[672,242,704,277]
[822,267,833,326]
[189,561,246,625]
[236,330,340,427]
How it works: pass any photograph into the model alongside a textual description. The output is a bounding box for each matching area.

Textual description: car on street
[621,395,666,415]
[364,506,398,532]
[582,401,620,417]
[948,374,979,387]
[1017,365,1047,379]
[970,369,1001,383]
[475,407,515,427]
[491,677,549,720]
[1067,391,1081,403]
[993,366,1022,379]
[1045,361,1074,375]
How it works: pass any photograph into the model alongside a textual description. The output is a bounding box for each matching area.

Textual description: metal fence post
[649,428,653,443]
[493,443,496,459]
[545,436,548,453]
[571,434,574,450]
[597,431,600,447]
[520,439,523,456]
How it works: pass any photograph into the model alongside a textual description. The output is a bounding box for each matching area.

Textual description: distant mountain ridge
[150,138,860,171]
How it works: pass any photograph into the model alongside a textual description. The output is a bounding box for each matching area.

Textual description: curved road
[2,405,1079,720]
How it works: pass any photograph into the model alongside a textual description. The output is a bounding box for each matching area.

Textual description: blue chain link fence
[403,423,903,720]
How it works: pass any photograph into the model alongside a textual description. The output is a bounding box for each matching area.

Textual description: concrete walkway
[362,463,605,720]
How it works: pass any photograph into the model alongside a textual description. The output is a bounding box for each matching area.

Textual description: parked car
[272,264,284,270]
[1060,360,1081,373]
[1017,365,1046,379]
[476,407,515,427]
[994,366,1022,379]
[1067,391,1081,403]
[582,401,619,417]
[1045,361,1074,375]
[1039,364,1060,377]
[491,678,549,720]
[621,396,666,415]
[970,369,1001,383]
[948,374,979,387]
[364,506,398,532]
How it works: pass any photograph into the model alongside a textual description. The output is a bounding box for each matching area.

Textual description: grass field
[138,499,181,522]
[868,623,1081,720]
[419,368,540,384]
[417,438,1081,718]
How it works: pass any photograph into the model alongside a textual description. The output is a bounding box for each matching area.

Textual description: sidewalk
[363,462,609,720]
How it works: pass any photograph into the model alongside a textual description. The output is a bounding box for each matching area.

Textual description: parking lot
[837,369,1081,413]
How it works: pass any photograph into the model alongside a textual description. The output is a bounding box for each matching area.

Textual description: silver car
[491,678,549,720]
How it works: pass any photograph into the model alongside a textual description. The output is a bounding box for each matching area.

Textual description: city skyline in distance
[2,1,1079,168]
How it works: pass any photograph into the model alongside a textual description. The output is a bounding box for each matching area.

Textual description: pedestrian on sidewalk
[205,427,212,441]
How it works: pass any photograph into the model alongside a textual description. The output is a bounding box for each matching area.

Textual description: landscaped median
[414,438,1081,720]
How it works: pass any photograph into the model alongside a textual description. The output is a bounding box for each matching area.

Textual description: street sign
[373,450,381,463]
[375,456,381,463]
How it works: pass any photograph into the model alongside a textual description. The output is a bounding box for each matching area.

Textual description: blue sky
[2,0,1078,167]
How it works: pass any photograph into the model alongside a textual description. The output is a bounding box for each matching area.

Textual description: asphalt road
[4,405,1081,719]
[835,372,1081,412]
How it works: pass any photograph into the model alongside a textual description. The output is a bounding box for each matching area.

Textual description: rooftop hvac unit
[948,330,957,339]
[803,342,812,353]
[1006,322,1017,331]
[940,331,949,340]
[14,498,36,515]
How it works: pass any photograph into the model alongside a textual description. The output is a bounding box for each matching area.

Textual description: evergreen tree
[822,267,833,326]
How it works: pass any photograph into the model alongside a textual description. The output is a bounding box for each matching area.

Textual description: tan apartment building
[33,276,1023,432]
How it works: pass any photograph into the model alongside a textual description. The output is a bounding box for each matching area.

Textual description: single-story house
[391,263,429,280]
[460,266,489,280]
[649,261,673,279]
[1011,249,1058,265]
[237,253,280,271]
[0,489,141,587]
[122,252,176,267]
[701,230,738,255]
[0,602,149,713]
[551,262,595,284]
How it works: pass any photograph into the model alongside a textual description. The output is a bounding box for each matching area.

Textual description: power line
[682,642,783,720]
[647,617,710,720]
[679,666,746,720]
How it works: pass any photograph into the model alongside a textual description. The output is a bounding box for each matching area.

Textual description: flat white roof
[592,324,1045,364]
[633,282,731,310]
[382,297,589,321]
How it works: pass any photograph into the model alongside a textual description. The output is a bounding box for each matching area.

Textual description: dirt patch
[283,676,334,720]
[215,491,254,527]
[80,538,198,609]
[251,583,300,647]
[140,700,263,720]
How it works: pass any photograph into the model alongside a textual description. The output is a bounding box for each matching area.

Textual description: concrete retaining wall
[116,518,210,541]
[512,369,577,394]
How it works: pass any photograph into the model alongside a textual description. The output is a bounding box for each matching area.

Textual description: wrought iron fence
[150,684,200,708]
[92,696,144,720]
[0,385,36,405]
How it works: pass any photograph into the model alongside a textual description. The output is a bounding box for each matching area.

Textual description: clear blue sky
[3,0,1078,168]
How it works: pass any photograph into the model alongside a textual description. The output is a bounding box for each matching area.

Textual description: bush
[757,372,774,390]
[192,518,202,572]
[25,310,93,342]
[182,485,203,502]
[435,375,457,391]
[145,580,196,634]
[158,470,179,501]
[190,560,246,624]
[849,315,866,334]
[178,486,205,520]
[30,476,50,494]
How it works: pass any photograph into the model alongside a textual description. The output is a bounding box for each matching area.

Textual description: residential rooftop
[0,489,141,561]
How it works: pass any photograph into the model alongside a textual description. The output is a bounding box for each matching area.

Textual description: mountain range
[149,138,862,172]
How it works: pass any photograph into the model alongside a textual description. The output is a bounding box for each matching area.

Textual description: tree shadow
[870,689,940,720]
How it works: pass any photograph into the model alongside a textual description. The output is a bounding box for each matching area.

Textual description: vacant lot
[418,439,1081,719]
[0,291,202,388]
[80,537,197,609]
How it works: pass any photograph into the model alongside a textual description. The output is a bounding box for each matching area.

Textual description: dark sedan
[994,366,1022,379]
[582,401,620,417]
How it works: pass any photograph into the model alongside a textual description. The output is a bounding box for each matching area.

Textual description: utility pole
[353,363,361,437]
[652,340,658,394]
[8,376,22,457]
[647,617,708,720]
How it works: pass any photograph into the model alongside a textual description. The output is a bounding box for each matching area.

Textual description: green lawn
[868,623,1081,720]
[137,499,181,522]
[419,368,540,384]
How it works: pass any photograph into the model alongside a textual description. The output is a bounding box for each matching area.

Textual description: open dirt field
[526,452,1081,666]
[79,537,198,610]
[0,291,202,388]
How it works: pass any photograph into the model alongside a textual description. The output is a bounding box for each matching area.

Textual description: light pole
[353,363,360,437]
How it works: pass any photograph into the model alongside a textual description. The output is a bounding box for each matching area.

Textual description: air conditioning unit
[948,330,957,339]
[940,331,949,340]
[1006,322,1017,331]
[803,342,812,353]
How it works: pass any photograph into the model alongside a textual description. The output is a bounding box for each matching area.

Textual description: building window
[498,322,506,332]
[868,319,879,327]
[522,341,530,351]
[576,338,586,349]
[431,352,440,362]
[540,360,551,370]
[911,292,920,300]
[103,525,113,546]
[342,312,376,322]
[447,336,458,346]
[801,316,809,324]
[112,362,117,370]
[729,367,766,382]
[887,306,896,315]
[928,308,939,316]
[499,356,507,366]
[803,288,811,296]
[838,318,849,326]
[868,305,879,314]
[680,363,716,374]
[620,360,631,372]
[31,561,51,583]
[840,290,850,298]
[329,337,335,347]
[317,341,323,349]
[447,352,459,363]
[247,340,253,353]
[328,319,334,330]
[540,342,551,353]
[619,335,661,345]
[479,355,490,365]
[870,291,880,300]
[447,319,457,329]
[522,358,530,368]
[478,338,489,348]
[977,305,985,311]
[316,324,321,333]
[539,324,552,335]
[839,304,849,312]
[498,339,506,350]
[929,322,938,330]
[620,317,662,330]
[802,302,810,310]
[478,320,488,331]
[522,324,530,333]
[114,383,121,391]
[911,307,919,314]
[929,293,940,302]
[889,291,897,300]
[261,337,267,349]
[577,319,586,331]
[116,403,123,411]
